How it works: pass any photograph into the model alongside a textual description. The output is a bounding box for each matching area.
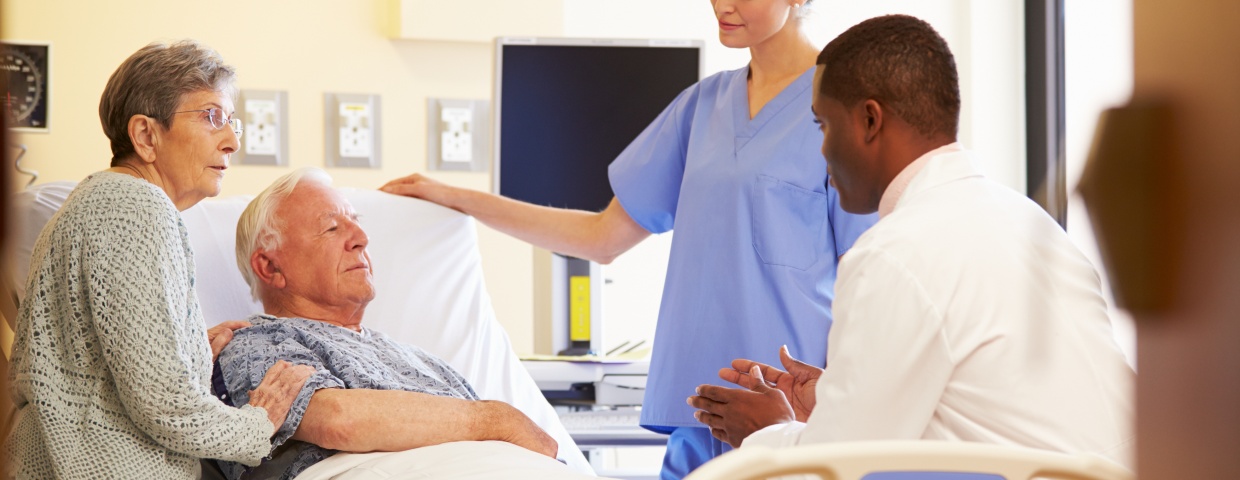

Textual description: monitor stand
[534,250,604,356]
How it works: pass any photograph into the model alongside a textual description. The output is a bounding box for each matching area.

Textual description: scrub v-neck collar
[733,65,816,151]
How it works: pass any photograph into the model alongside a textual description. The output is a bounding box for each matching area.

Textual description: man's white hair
[235,167,334,301]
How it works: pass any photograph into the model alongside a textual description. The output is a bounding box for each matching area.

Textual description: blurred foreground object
[1080,1,1240,477]
[1079,103,1182,314]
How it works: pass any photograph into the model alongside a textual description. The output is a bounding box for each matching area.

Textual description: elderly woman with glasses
[5,40,313,478]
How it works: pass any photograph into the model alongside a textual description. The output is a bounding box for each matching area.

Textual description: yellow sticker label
[570,275,591,341]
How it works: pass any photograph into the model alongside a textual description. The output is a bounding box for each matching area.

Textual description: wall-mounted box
[388,0,565,42]
[427,98,489,172]
[324,93,381,169]
[237,90,288,166]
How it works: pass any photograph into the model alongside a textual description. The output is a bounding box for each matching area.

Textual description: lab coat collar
[888,143,984,216]
[879,143,961,218]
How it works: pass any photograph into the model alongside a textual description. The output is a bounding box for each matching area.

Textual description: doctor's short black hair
[815,14,960,139]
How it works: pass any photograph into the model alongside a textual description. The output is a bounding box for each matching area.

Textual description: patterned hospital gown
[215,314,479,480]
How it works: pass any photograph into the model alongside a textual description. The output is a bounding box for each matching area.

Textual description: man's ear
[862,99,883,143]
[251,250,287,290]
[128,115,160,164]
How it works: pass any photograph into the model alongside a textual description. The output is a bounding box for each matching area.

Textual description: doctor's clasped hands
[689,345,824,448]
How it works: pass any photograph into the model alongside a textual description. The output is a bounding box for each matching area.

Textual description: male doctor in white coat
[687,14,1135,470]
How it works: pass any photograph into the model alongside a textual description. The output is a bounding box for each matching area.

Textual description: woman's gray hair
[236,167,335,301]
[99,40,236,166]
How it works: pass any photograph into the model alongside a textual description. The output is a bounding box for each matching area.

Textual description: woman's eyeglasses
[172,107,243,138]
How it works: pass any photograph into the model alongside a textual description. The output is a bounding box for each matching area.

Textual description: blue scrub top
[610,66,877,431]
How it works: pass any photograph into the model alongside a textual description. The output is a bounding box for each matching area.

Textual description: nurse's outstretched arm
[381,173,649,264]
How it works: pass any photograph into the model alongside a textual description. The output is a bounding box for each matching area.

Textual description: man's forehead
[314,209,359,221]
[283,183,355,217]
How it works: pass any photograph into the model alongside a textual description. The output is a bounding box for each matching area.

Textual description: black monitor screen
[496,42,701,212]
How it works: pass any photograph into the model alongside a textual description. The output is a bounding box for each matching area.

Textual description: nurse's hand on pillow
[720,345,823,421]
[381,172,651,264]
[247,360,316,436]
[380,173,457,209]
[207,320,252,362]
[688,365,796,448]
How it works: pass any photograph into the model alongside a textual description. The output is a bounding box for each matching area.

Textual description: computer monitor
[493,37,703,355]
[493,37,704,211]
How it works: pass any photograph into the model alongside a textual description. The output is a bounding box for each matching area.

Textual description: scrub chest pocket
[750,175,828,270]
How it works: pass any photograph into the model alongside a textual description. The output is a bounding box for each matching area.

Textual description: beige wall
[1,0,540,349]
[2,0,1027,356]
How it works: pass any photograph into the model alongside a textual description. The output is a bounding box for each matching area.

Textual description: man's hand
[207,320,251,363]
[720,345,823,422]
[484,400,559,459]
[688,365,796,448]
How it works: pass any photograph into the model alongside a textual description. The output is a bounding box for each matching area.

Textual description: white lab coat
[744,149,1135,470]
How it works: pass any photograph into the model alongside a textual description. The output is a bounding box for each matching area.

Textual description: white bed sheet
[10,184,592,476]
[293,441,605,480]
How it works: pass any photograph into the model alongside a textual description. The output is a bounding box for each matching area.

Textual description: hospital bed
[684,440,1133,480]
[4,183,1134,480]
[6,181,600,479]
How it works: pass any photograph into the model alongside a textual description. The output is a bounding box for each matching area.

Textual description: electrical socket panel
[324,93,381,168]
[237,90,288,166]
[441,107,472,162]
[428,98,489,172]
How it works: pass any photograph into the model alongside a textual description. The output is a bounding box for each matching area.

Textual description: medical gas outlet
[237,90,288,166]
[427,98,488,172]
[324,93,381,168]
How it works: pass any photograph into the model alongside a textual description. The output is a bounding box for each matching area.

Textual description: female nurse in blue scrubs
[381,0,876,477]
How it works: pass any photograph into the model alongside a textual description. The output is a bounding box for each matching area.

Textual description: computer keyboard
[558,409,667,446]
[559,409,643,431]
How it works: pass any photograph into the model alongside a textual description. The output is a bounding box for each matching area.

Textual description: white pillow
[7,181,75,300]
[11,183,591,475]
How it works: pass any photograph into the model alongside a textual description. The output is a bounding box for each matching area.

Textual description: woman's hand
[207,320,251,362]
[247,361,316,435]
[380,173,458,209]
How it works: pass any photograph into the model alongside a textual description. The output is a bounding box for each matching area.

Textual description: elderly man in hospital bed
[687,14,1135,471]
[210,168,596,480]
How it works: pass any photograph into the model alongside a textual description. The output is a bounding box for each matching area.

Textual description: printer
[521,359,649,406]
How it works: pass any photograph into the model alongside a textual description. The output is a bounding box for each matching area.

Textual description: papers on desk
[520,339,651,363]
[520,345,651,363]
[520,352,647,363]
